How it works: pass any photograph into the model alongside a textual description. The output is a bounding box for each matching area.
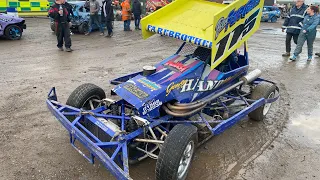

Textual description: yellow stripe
[40,2,49,7]
[30,7,41,11]
[20,2,29,8]
[18,11,48,16]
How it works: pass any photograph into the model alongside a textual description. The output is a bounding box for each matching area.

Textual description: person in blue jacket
[290,5,320,61]
[282,0,307,57]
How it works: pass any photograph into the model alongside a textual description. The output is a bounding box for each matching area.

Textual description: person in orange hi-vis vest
[121,0,132,31]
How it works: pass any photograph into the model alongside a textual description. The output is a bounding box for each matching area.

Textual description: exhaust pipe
[164,69,262,117]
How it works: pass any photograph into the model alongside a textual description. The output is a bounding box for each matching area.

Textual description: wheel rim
[177,141,194,179]
[9,26,21,39]
[263,92,275,116]
[82,95,102,110]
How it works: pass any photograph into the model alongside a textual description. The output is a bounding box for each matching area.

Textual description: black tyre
[66,83,106,109]
[50,22,55,32]
[248,82,276,121]
[115,14,122,21]
[78,22,89,34]
[271,16,277,23]
[156,124,198,180]
[5,25,22,40]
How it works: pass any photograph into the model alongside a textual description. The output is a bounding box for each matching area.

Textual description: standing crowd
[282,0,320,61]
[48,0,142,52]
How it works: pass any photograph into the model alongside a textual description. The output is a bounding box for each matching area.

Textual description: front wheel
[271,16,277,23]
[5,25,22,40]
[156,124,198,180]
[66,83,106,110]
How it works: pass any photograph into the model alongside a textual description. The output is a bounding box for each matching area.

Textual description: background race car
[261,6,280,23]
[0,13,26,40]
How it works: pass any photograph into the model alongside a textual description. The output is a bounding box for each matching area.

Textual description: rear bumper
[21,24,26,29]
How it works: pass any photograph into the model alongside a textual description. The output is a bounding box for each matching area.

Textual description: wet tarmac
[0,18,319,180]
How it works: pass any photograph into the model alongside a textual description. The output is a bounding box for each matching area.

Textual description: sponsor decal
[147,24,212,48]
[166,80,188,96]
[181,78,231,93]
[142,99,163,115]
[215,9,260,61]
[137,78,161,90]
[215,0,260,39]
[165,61,188,72]
[94,121,109,132]
[123,83,149,99]
[166,77,235,95]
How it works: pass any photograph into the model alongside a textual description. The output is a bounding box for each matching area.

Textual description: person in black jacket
[64,0,74,35]
[64,0,74,17]
[281,0,307,56]
[132,0,142,30]
[102,0,114,37]
[49,0,73,52]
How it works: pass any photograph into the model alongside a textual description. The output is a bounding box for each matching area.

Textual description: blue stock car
[261,6,281,23]
[50,1,106,34]
[46,1,280,180]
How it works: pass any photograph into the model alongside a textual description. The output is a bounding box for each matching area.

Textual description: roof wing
[141,0,264,69]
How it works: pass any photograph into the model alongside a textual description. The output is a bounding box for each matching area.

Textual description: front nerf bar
[46,88,169,180]
[47,88,133,180]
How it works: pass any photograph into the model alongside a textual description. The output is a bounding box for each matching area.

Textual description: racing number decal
[215,9,260,61]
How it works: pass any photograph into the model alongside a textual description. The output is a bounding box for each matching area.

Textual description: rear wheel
[116,14,122,21]
[78,22,89,34]
[271,16,277,23]
[156,124,198,180]
[50,22,55,32]
[5,25,22,40]
[248,82,276,121]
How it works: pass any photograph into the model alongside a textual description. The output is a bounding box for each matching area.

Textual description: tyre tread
[156,124,197,180]
[248,82,276,121]
[66,83,106,108]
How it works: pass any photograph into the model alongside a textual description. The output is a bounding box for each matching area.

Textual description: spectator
[290,6,320,61]
[282,0,307,57]
[121,0,132,31]
[132,0,142,30]
[85,0,104,36]
[102,0,114,37]
[48,0,73,52]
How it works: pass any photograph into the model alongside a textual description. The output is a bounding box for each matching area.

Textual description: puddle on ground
[289,104,320,144]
